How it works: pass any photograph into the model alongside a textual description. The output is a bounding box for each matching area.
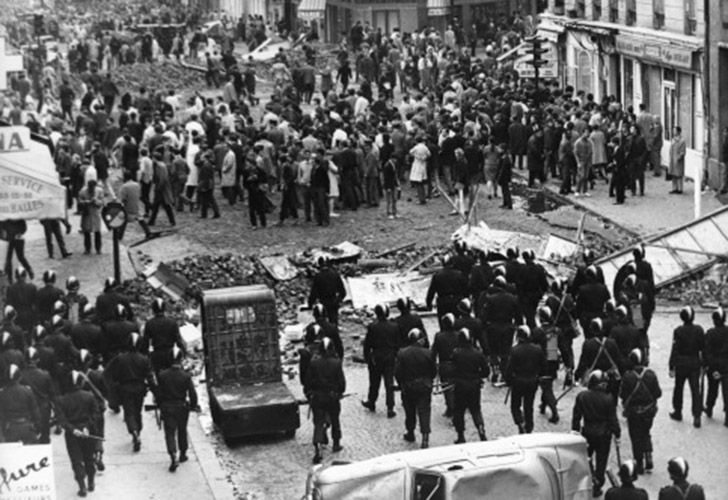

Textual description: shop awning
[0,126,66,221]
[297,0,326,20]
[427,0,450,17]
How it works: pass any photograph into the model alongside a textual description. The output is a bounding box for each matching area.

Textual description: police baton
[613,436,622,468]
[555,384,577,405]
[433,383,454,395]
[503,387,511,405]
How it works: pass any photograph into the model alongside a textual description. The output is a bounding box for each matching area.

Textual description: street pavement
[532,168,724,236]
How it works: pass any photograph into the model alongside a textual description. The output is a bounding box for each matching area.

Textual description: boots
[693,416,701,428]
[87,474,95,492]
[132,431,141,452]
[95,451,105,471]
[179,451,188,463]
[645,452,654,472]
[635,457,644,475]
[403,431,416,443]
[332,440,343,453]
[420,433,429,449]
[312,444,322,464]
[477,425,487,441]
[548,410,560,424]
[76,479,87,497]
[454,431,466,444]
[669,411,682,421]
[169,453,179,472]
[517,423,526,434]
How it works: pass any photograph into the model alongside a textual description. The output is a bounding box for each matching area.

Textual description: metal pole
[113,228,121,283]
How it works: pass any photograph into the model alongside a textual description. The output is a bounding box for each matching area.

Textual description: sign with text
[615,35,694,70]
[0,127,30,153]
[0,166,66,219]
[0,443,56,500]
[514,41,558,79]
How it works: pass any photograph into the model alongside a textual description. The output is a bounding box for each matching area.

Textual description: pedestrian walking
[147,148,177,227]
[1,219,34,281]
[40,217,72,259]
[451,328,489,443]
[668,306,705,428]
[703,307,728,425]
[394,328,435,448]
[668,126,686,194]
[144,298,186,375]
[426,256,467,329]
[78,179,105,255]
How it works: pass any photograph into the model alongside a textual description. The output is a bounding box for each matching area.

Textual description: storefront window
[593,0,602,20]
[577,50,592,94]
[623,58,634,110]
[663,82,676,141]
[685,0,696,35]
[653,0,664,29]
[626,0,636,25]
[609,0,619,22]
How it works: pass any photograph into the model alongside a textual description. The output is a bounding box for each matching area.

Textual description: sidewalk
[18,220,234,500]
[528,169,724,237]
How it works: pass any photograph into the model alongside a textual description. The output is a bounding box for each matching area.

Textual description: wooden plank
[374,242,416,258]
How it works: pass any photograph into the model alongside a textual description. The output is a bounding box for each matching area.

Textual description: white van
[303,432,592,500]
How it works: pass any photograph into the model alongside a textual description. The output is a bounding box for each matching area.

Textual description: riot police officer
[454,298,487,354]
[95,277,133,323]
[426,256,467,329]
[575,318,624,401]
[572,370,621,498]
[451,328,489,443]
[70,304,103,356]
[305,303,343,358]
[574,265,611,337]
[532,306,561,423]
[308,257,347,326]
[545,278,576,386]
[19,347,54,443]
[703,307,728,421]
[519,250,548,327]
[505,325,545,434]
[156,346,199,472]
[668,306,704,428]
[101,304,139,365]
[36,270,66,325]
[480,276,522,384]
[431,313,459,417]
[394,328,436,448]
[144,298,187,374]
[609,305,644,369]
[306,338,346,464]
[0,363,40,443]
[658,458,706,500]
[620,349,661,474]
[361,304,399,417]
[604,460,648,500]
[394,298,428,348]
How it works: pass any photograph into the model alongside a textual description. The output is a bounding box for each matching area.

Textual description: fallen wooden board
[375,242,416,258]
[259,255,298,281]
[347,272,432,309]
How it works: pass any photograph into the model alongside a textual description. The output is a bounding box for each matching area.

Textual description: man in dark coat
[426,256,467,329]
[308,257,347,326]
[431,313,459,417]
[361,304,399,417]
[394,298,427,348]
[395,327,436,448]
[704,307,728,421]
[575,266,611,337]
[479,276,521,383]
[36,270,66,326]
[668,306,704,428]
[5,268,37,331]
[526,126,545,187]
[575,318,624,401]
[20,347,55,443]
[451,328,489,442]
[505,325,545,434]
[508,118,528,170]
[144,298,186,375]
[0,364,40,443]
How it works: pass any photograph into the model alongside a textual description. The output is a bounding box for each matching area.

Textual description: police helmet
[116,304,127,319]
[441,313,455,329]
[604,299,616,313]
[408,328,424,343]
[312,303,326,319]
[54,300,67,314]
[33,325,47,341]
[51,314,64,329]
[66,276,80,291]
[152,297,165,314]
[79,348,92,365]
[104,277,118,291]
[616,305,629,318]
[457,298,472,314]
[396,297,411,312]
[712,307,725,325]
[172,345,184,362]
[667,457,689,480]
[494,275,507,287]
[129,332,141,350]
[590,317,603,336]
[538,306,552,323]
[585,265,598,279]
[618,460,638,483]
[679,306,694,324]
[82,304,95,318]
[516,324,531,341]
[71,370,85,388]
[458,327,471,344]
[493,265,506,277]
[587,369,606,388]
[4,305,17,319]
[1,331,12,348]
[8,363,21,382]
[43,270,57,283]
[15,268,28,280]
[628,348,642,366]
[26,346,39,363]
[374,303,389,319]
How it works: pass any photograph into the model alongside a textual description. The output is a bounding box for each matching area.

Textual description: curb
[189,409,235,500]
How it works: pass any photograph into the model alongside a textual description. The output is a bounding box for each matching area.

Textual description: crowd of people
[0,270,196,496]
[300,243,724,497]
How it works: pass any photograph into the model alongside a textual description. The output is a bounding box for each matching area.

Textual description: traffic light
[524,35,548,68]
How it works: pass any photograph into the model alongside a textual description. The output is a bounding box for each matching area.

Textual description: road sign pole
[112,228,121,283]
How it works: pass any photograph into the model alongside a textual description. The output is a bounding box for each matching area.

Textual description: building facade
[541,0,706,180]
[707,1,728,178]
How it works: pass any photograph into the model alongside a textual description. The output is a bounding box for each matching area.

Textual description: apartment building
[540,0,705,177]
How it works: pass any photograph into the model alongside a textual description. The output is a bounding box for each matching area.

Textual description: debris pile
[659,263,728,306]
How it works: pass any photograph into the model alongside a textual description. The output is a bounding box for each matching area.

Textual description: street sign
[101,201,127,230]
[515,41,558,79]
[0,37,24,91]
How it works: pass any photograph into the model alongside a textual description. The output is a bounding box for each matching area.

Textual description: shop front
[297,0,327,41]
[614,33,703,175]
[426,0,450,34]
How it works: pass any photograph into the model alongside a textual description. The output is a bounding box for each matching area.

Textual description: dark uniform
[572,383,621,494]
[308,265,347,326]
[304,318,343,359]
[101,317,138,364]
[56,386,99,493]
[70,318,103,356]
[394,341,436,439]
[431,324,459,415]
[505,338,545,433]
[0,378,40,443]
[468,259,493,303]
[454,314,488,355]
[362,316,400,413]
[426,265,467,329]
[545,289,577,374]
[575,279,611,337]
[6,279,37,332]
[609,317,644,370]
[36,283,65,325]
[19,364,54,443]
[1,317,27,354]
[620,364,661,473]
[156,364,198,460]
[144,314,186,374]
[669,323,704,422]
[480,282,521,380]
[531,323,561,421]
[95,290,133,323]
[657,483,705,500]
[306,348,346,449]
[44,330,78,394]
[104,351,155,443]
[451,340,489,441]
[604,485,649,500]
[575,335,623,401]
[704,322,728,418]
[394,310,428,348]
[519,257,549,327]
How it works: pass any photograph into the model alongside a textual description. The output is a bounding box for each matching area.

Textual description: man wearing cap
[572,370,621,497]
[703,307,728,424]
[36,270,66,326]
[155,346,199,472]
[395,327,435,448]
[452,328,489,442]
[669,306,705,428]
[0,364,40,443]
[604,460,648,500]
[104,333,156,452]
[658,457,705,500]
[56,370,100,497]
[506,325,545,434]
[307,337,346,464]
[362,304,399,417]
[308,257,347,326]
[19,348,54,443]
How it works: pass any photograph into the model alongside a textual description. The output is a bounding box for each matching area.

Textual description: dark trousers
[198,189,220,218]
[558,334,575,369]
[626,412,655,464]
[3,420,38,444]
[247,188,267,227]
[299,185,313,220]
[103,95,115,114]
[140,181,152,215]
[487,322,514,377]
[528,165,545,187]
[500,182,512,208]
[321,300,340,326]
[148,195,176,226]
[161,403,189,455]
[64,432,96,483]
[367,356,395,410]
[120,388,145,435]
[511,378,538,432]
[42,220,69,258]
[83,232,102,253]
[4,239,33,280]
[511,153,524,170]
[38,401,51,444]
[279,187,298,221]
[584,431,611,488]
[365,176,379,206]
[151,348,174,375]
[539,362,559,415]
[311,392,341,445]
[312,187,329,225]
[184,185,197,209]
[630,169,645,195]
[453,380,484,433]
[436,297,460,329]
[672,367,701,417]
[704,369,724,412]
[401,383,432,434]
